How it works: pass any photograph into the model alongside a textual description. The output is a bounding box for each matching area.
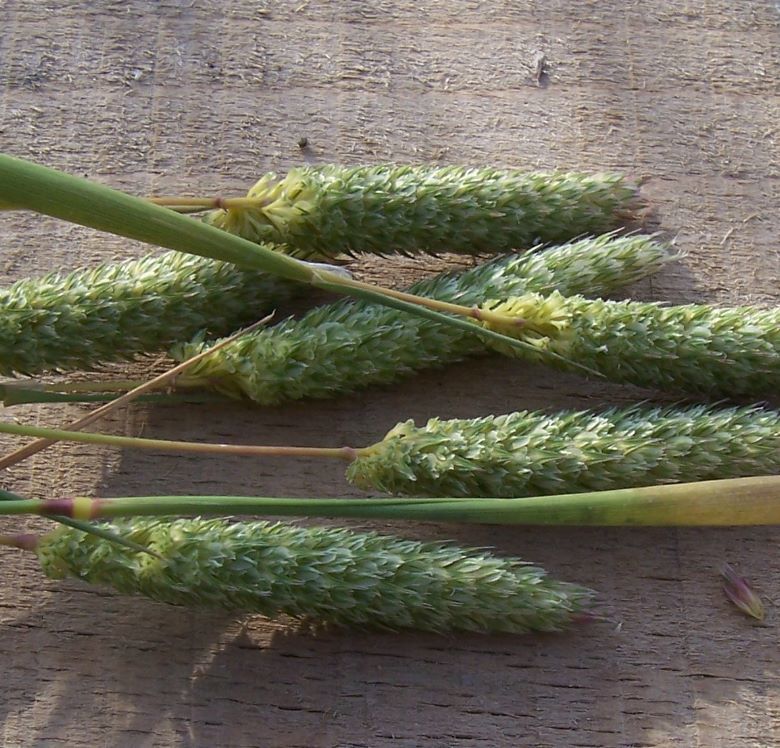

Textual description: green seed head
[36,517,593,634]
[203,165,641,257]
[173,234,676,404]
[347,404,780,497]
[480,292,780,397]
[0,249,298,376]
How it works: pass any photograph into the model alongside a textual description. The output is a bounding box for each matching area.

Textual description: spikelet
[479,292,780,397]
[35,517,594,634]
[347,404,780,497]
[0,250,299,376]
[173,234,675,404]
[203,164,641,257]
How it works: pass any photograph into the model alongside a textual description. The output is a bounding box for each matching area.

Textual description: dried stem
[333,275,529,329]
[0,422,358,461]
[0,315,272,472]
[149,196,265,211]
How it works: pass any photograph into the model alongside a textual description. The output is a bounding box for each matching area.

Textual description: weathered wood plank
[0,1,779,745]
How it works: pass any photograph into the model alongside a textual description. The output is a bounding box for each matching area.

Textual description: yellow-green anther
[347,404,780,497]
[174,234,675,404]
[480,291,780,397]
[35,517,594,634]
[0,250,299,375]
[204,164,640,258]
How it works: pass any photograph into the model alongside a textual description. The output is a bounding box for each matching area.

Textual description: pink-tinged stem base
[0,533,39,551]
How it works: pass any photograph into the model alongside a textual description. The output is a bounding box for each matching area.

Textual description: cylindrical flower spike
[4,402,779,502]
[0,153,551,359]
[174,234,675,404]
[0,250,300,376]
[203,164,641,258]
[33,517,594,634]
[478,291,780,397]
[347,404,780,497]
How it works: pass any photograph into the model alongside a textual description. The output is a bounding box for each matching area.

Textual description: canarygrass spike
[0,153,559,360]
[0,249,301,376]
[30,517,593,634]
[5,403,780,501]
[477,291,780,397]
[172,234,675,404]
[203,164,641,258]
[347,404,780,497]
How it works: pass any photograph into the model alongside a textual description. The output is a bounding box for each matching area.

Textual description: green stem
[0,421,357,460]
[36,380,153,393]
[0,384,230,407]
[0,153,562,364]
[0,489,158,556]
[1,476,779,525]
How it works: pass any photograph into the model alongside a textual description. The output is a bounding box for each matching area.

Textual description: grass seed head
[173,234,675,404]
[478,293,780,397]
[36,517,594,634]
[0,249,298,376]
[347,404,780,497]
[203,164,642,258]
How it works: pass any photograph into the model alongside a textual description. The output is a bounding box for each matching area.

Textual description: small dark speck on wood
[533,52,548,87]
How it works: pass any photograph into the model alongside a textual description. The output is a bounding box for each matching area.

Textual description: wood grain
[0,1,779,745]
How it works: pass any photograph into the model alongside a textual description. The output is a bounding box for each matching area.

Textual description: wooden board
[0,1,779,745]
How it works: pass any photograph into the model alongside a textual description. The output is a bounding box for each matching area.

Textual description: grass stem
[0,421,358,461]
[0,316,272,471]
[0,476,778,526]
